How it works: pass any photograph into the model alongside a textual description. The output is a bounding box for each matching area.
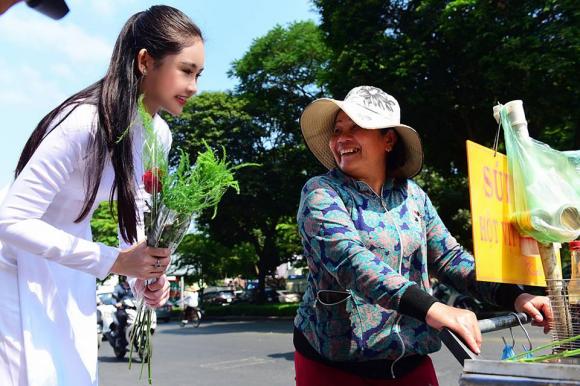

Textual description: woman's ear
[137,48,152,76]
[385,129,398,152]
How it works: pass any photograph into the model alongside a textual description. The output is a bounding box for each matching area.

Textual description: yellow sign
[466,140,550,286]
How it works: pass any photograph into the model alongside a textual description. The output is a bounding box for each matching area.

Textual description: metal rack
[547,279,580,351]
[441,312,580,385]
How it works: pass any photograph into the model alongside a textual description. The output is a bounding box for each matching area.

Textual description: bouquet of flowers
[128,97,253,383]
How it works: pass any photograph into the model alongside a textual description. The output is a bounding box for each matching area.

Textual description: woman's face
[329,110,394,182]
[140,38,205,116]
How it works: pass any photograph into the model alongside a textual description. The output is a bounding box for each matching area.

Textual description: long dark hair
[15,5,203,243]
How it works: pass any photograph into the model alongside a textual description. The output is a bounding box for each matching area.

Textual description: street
[99,320,295,386]
[98,319,553,386]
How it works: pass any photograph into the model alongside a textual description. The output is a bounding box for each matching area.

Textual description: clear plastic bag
[494,100,580,244]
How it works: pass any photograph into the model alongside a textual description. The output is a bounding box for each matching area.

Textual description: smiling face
[139,38,205,116]
[329,110,397,190]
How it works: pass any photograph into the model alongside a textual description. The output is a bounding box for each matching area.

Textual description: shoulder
[45,103,99,145]
[403,179,440,219]
[403,178,428,201]
[298,172,351,215]
[55,103,98,129]
[301,171,343,197]
[302,170,346,194]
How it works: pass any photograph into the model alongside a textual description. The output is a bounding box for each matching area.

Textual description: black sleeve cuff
[398,285,440,322]
[495,284,525,311]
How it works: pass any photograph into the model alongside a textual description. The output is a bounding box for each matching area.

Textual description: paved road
[98,319,552,386]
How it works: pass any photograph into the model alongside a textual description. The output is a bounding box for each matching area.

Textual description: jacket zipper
[359,181,406,377]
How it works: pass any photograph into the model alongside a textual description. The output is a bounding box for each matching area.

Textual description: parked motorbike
[103,297,157,361]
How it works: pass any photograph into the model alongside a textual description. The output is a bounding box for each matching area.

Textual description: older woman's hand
[514,293,553,334]
[426,302,482,354]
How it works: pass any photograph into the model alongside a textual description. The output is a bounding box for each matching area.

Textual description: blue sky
[0,0,318,192]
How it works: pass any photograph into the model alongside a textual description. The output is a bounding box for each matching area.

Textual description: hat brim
[300,99,423,178]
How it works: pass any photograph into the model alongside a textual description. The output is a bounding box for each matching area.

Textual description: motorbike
[103,297,157,361]
[96,308,103,350]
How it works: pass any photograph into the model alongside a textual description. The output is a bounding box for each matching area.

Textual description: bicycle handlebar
[479,312,531,333]
[440,312,531,366]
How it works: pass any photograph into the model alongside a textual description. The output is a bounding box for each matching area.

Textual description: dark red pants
[294,351,439,386]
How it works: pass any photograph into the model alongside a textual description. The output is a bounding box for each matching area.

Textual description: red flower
[143,168,163,194]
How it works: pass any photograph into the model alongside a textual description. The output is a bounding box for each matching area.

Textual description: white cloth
[0,104,171,386]
[183,291,199,308]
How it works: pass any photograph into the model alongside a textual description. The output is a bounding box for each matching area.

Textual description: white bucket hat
[300,86,423,178]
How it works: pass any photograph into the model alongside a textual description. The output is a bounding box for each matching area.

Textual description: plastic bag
[493,100,580,244]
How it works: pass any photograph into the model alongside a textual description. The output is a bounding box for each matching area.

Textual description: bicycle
[180,306,202,328]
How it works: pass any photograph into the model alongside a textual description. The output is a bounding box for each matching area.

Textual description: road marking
[199,357,275,370]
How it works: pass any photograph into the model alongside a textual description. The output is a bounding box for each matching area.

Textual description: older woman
[294,86,553,386]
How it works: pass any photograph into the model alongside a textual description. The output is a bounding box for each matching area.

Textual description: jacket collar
[329,168,407,200]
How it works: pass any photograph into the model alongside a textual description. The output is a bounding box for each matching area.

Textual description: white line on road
[199,357,275,370]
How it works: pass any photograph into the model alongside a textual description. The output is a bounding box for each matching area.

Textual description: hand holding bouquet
[129,97,254,383]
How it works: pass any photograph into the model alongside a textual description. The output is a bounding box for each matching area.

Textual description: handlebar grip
[478,312,531,334]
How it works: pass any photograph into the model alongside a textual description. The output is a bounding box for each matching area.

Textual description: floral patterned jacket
[294,168,519,364]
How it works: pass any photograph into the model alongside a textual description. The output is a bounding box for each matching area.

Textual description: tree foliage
[166,22,329,300]
[313,0,579,243]
[314,0,578,156]
[89,3,579,295]
[90,202,118,247]
[173,233,258,285]
[230,21,331,147]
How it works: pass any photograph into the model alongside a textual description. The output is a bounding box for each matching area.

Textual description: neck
[359,163,388,196]
[361,176,385,196]
[336,166,388,196]
[141,94,159,116]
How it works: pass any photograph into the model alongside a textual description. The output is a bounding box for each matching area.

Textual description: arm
[0,105,119,279]
[298,180,434,314]
[423,191,552,352]
[424,192,524,308]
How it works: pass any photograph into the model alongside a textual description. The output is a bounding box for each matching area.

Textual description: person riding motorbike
[112,276,133,336]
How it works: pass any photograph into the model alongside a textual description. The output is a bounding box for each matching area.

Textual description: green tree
[313,0,579,243]
[225,21,330,301]
[230,21,331,148]
[163,91,259,166]
[166,21,330,301]
[90,202,118,247]
[314,0,578,152]
[173,233,258,285]
[90,202,118,283]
